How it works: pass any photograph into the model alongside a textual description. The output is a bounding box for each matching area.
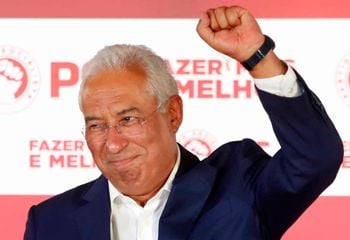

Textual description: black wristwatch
[241,35,275,71]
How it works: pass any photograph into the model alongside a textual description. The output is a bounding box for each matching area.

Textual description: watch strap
[241,35,275,71]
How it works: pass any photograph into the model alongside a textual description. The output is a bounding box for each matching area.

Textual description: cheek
[147,117,173,138]
[139,123,175,157]
[86,142,103,160]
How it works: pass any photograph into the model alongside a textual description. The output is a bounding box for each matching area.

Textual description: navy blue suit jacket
[24,75,343,240]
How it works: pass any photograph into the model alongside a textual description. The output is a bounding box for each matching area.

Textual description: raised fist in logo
[0,59,26,103]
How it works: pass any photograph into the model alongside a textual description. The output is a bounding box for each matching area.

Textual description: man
[24,5,343,240]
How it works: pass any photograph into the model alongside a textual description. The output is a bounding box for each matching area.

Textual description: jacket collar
[74,175,111,240]
[73,145,217,240]
[159,144,217,240]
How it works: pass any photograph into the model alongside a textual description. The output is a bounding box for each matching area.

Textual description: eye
[86,123,106,131]
[119,116,139,126]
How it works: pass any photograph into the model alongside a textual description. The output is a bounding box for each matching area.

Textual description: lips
[106,155,137,168]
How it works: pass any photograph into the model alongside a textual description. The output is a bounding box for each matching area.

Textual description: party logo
[335,53,350,108]
[0,45,40,113]
[177,129,217,160]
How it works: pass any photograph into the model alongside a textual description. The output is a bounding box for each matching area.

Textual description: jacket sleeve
[23,205,36,240]
[254,70,344,239]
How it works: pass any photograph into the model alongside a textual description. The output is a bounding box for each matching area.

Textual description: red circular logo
[335,53,350,107]
[0,45,40,114]
[177,129,217,160]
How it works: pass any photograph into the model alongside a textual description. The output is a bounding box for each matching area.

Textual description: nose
[104,127,128,153]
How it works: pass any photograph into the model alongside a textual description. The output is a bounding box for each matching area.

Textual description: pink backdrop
[1,0,350,239]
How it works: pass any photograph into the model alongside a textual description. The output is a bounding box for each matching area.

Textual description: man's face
[81,67,182,200]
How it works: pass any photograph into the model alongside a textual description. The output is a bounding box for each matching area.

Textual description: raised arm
[197,5,344,238]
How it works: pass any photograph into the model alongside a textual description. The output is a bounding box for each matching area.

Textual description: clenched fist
[196,5,286,77]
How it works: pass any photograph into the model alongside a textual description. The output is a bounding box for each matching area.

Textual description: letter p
[51,62,79,97]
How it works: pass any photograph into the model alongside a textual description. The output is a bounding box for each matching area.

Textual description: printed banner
[1,2,350,239]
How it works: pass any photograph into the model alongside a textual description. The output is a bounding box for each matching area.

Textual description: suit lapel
[74,175,111,240]
[159,145,217,240]
[72,146,216,240]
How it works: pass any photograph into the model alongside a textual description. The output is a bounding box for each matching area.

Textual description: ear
[166,95,183,133]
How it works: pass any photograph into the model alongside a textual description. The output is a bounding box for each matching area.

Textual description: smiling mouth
[107,156,137,168]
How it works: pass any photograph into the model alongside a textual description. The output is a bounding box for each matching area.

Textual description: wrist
[240,35,287,78]
[241,35,275,71]
[249,51,287,78]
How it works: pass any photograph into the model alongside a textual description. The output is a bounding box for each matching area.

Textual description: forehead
[81,68,156,112]
[84,66,148,91]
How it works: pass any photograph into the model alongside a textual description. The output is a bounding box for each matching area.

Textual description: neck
[127,187,163,207]
[121,158,176,207]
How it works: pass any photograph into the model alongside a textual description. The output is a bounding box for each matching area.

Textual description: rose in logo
[0,46,40,113]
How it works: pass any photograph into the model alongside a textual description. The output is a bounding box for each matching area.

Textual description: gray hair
[79,44,178,110]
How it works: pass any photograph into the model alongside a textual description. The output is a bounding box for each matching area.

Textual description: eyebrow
[84,107,140,123]
[117,107,139,116]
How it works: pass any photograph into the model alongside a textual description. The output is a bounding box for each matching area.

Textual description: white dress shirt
[254,65,301,97]
[108,64,300,240]
[109,146,181,240]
